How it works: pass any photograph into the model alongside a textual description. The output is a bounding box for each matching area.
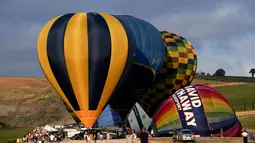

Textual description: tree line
[196,68,255,77]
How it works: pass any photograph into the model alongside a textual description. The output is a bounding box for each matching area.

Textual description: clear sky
[0,0,254,77]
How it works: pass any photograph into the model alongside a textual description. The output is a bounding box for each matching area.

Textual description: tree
[249,68,255,77]
[213,69,225,76]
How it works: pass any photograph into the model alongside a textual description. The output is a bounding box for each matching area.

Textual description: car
[173,129,195,143]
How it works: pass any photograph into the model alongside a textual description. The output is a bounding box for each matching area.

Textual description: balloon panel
[153,85,242,137]
[127,102,152,132]
[114,15,165,77]
[93,105,122,128]
[139,31,197,117]
[38,12,132,128]
[107,15,166,119]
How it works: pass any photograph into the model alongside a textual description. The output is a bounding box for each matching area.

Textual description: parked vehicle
[173,129,195,143]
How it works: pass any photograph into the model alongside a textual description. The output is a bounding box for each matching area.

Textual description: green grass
[0,127,34,143]
[214,84,255,112]
[238,115,255,129]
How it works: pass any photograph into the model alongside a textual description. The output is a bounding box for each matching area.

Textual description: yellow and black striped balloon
[38,12,134,128]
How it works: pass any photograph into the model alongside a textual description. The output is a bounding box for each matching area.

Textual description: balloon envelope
[38,12,133,128]
[153,85,242,137]
[138,31,197,117]
[107,15,165,119]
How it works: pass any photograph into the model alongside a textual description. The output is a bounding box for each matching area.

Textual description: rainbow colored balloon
[153,85,242,137]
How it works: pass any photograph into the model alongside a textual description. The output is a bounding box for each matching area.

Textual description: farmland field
[0,127,34,143]
[214,84,255,111]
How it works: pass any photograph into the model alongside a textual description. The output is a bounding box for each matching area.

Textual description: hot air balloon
[38,12,135,128]
[107,15,166,119]
[138,31,197,117]
[152,85,242,137]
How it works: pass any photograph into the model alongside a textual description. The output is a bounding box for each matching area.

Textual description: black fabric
[140,132,149,143]
[47,13,80,110]
[108,64,154,119]
[87,13,111,110]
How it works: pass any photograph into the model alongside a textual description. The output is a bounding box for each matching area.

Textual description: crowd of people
[21,129,62,143]
[78,127,153,143]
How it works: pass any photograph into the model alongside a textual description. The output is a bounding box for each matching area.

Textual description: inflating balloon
[107,15,165,119]
[93,105,122,128]
[127,102,152,132]
[139,31,197,117]
[153,85,242,137]
[38,12,134,128]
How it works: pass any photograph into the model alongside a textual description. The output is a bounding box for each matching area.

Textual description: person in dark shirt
[93,132,98,143]
[140,127,149,143]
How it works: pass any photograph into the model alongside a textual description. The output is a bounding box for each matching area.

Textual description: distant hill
[0,77,253,127]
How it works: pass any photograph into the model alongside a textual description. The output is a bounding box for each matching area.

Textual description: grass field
[214,84,255,111]
[0,127,34,143]
[238,114,255,129]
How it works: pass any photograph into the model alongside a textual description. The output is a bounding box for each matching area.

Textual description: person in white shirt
[107,133,111,140]
[49,134,55,143]
[242,129,248,143]
[150,130,154,137]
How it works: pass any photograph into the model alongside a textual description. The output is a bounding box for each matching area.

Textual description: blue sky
[0,0,254,77]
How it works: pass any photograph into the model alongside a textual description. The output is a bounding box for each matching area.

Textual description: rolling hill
[0,77,254,128]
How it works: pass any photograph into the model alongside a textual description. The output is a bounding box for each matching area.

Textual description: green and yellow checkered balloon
[138,31,197,117]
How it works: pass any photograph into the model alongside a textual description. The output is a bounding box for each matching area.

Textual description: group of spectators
[81,127,153,143]
[22,130,61,143]
[83,131,108,142]
[126,127,153,143]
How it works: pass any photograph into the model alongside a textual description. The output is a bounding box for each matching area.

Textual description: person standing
[93,132,97,143]
[99,132,104,142]
[150,129,154,137]
[140,127,149,143]
[107,133,110,140]
[242,129,248,143]
[210,128,214,140]
[220,128,224,139]
[84,132,88,143]
[37,134,42,143]
[49,134,55,143]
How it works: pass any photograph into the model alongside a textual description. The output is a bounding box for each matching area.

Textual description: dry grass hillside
[0,77,251,127]
[0,77,74,127]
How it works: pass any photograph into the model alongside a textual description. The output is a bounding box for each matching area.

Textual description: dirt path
[236,110,255,117]
[210,82,248,87]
